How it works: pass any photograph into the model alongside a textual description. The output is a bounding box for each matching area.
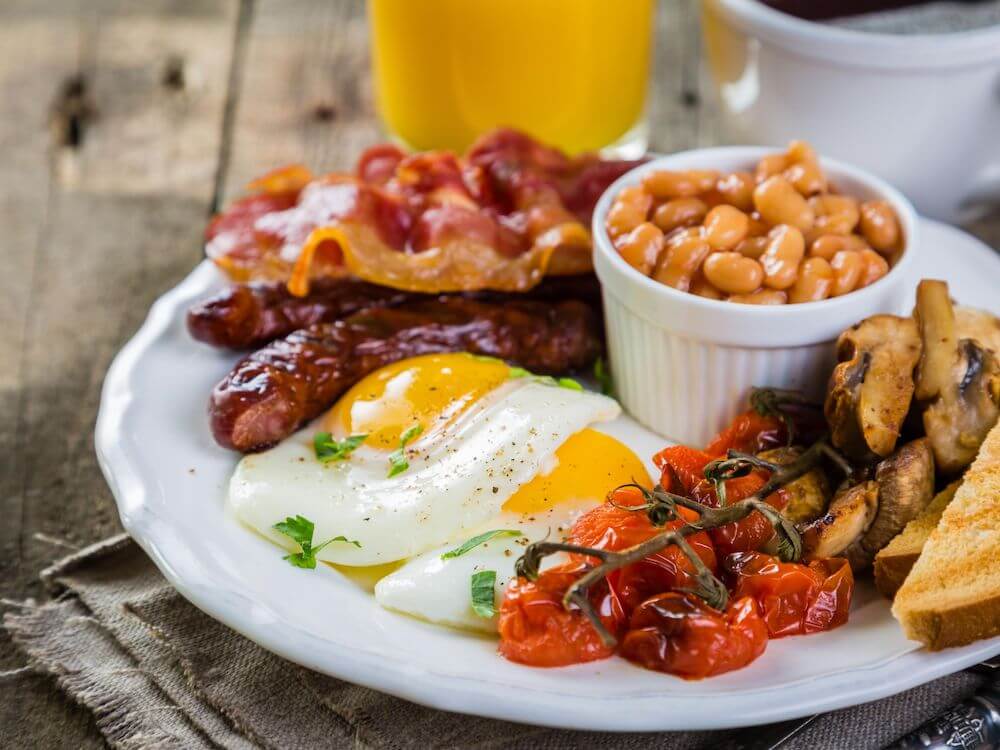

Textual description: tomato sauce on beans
[605,141,902,305]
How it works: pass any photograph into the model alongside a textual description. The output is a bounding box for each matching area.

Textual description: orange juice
[368,0,654,155]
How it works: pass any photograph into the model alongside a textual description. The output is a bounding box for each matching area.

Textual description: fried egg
[374,428,651,632]
[227,353,629,569]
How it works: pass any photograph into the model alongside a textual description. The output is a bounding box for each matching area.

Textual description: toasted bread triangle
[874,481,960,598]
[892,422,1000,649]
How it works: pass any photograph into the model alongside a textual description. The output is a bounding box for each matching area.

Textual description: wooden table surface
[1,1,997,745]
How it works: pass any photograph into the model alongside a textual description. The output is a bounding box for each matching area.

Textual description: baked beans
[606,185,652,239]
[809,233,869,261]
[690,272,725,300]
[753,176,814,232]
[652,198,708,233]
[788,257,834,304]
[617,222,664,276]
[703,205,750,251]
[830,250,864,297]
[703,252,764,295]
[859,200,901,254]
[809,194,860,237]
[784,141,827,196]
[728,289,788,305]
[734,236,768,259]
[760,225,805,290]
[605,141,903,306]
[653,232,710,291]
[715,172,755,211]
[642,169,719,200]
[858,248,890,287]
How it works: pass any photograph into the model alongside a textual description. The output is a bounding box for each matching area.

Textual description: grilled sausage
[186,278,413,349]
[188,275,603,350]
[209,297,603,452]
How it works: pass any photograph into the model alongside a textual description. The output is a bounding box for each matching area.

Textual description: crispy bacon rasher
[206,129,643,296]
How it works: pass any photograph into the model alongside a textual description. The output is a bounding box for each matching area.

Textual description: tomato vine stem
[514,438,841,648]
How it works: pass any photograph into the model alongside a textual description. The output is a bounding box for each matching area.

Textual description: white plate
[96,218,1000,732]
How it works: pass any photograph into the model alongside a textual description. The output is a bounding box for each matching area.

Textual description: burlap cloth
[3,535,986,749]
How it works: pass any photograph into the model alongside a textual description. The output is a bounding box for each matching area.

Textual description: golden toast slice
[874,481,959,598]
[892,422,1000,649]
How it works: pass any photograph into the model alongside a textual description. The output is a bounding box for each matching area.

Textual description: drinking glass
[368,0,655,156]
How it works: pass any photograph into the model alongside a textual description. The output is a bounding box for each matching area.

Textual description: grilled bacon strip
[188,275,602,349]
[210,297,603,452]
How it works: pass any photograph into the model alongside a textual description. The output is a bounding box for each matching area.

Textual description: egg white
[373,505,590,633]
[227,380,619,566]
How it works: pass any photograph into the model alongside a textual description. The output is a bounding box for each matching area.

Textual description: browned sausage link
[210,297,603,452]
[188,275,602,349]
[186,278,414,349]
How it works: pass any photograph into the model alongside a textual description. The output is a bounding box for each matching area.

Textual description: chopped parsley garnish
[273,514,361,569]
[507,365,583,391]
[441,529,522,560]
[313,432,367,463]
[387,423,423,478]
[593,356,614,396]
[470,570,498,618]
[470,354,505,365]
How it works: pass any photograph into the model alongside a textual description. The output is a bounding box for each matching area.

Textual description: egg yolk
[326,353,513,450]
[502,429,651,515]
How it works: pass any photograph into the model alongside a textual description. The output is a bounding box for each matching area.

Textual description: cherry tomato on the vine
[498,562,623,667]
[568,488,718,615]
[725,551,853,637]
[620,592,768,679]
[705,409,786,456]
[653,445,714,495]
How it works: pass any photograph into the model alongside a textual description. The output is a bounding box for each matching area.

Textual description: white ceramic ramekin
[592,146,919,446]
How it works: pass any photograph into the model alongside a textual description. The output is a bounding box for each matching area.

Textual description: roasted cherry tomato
[653,445,714,494]
[568,488,718,614]
[653,448,787,557]
[725,551,853,637]
[704,409,787,456]
[570,486,705,550]
[620,592,768,679]
[691,474,788,557]
[498,562,622,667]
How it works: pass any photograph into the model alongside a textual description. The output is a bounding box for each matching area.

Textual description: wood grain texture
[1,0,998,747]
[0,0,238,745]
[220,0,381,199]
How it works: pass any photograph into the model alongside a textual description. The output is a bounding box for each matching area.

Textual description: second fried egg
[374,428,651,631]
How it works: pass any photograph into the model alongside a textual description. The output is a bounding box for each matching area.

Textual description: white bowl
[591,146,919,446]
[701,0,1000,222]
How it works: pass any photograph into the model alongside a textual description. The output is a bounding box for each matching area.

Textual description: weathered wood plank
[651,0,707,153]
[0,4,82,644]
[0,0,237,600]
[221,0,378,199]
[0,0,239,745]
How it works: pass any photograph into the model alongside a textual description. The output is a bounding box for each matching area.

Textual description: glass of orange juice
[367,0,655,156]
